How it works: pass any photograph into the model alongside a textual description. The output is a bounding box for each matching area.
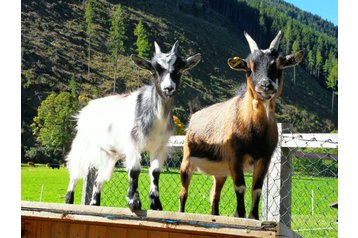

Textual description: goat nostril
[165,86,174,93]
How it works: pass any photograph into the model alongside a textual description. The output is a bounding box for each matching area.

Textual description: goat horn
[244,31,259,53]
[269,30,283,50]
[170,40,179,54]
[154,41,161,55]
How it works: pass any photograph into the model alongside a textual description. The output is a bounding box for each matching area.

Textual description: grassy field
[21,165,337,237]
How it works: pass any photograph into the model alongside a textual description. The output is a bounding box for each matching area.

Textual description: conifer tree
[134,20,150,59]
[108,4,127,93]
[85,0,94,80]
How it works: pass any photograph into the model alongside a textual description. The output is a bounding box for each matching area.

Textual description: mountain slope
[21,0,337,160]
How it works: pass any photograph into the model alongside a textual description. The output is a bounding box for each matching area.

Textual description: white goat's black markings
[64,41,201,211]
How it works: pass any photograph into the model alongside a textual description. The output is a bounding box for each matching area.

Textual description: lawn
[21,165,337,238]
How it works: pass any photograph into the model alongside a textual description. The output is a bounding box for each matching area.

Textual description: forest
[21,0,338,163]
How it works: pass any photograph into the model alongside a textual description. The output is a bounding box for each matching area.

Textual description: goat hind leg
[148,150,166,210]
[65,177,79,204]
[210,176,227,215]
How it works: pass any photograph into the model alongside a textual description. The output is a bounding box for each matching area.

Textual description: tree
[31,92,79,161]
[134,20,151,59]
[307,50,315,75]
[85,0,94,80]
[291,40,300,84]
[315,49,323,79]
[108,4,127,93]
[284,20,292,54]
[326,58,338,113]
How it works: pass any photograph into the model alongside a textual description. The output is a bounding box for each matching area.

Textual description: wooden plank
[68,223,88,238]
[21,219,36,238]
[21,201,282,238]
[281,133,338,148]
[37,221,51,238]
[51,221,69,238]
[127,228,148,238]
[169,233,192,238]
[106,227,128,238]
[192,235,213,238]
[148,230,169,238]
[21,201,263,228]
[88,225,107,238]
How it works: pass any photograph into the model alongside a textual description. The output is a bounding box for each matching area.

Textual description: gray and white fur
[64,41,201,211]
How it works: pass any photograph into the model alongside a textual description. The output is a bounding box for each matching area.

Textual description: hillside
[21,0,338,161]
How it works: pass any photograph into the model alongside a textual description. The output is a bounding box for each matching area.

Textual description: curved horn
[269,30,283,50]
[244,31,259,53]
[154,41,161,55]
[170,40,179,54]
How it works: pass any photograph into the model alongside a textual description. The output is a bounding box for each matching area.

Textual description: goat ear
[180,53,201,73]
[131,54,155,74]
[228,56,248,71]
[281,50,304,68]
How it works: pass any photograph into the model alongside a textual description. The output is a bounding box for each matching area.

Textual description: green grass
[21,165,337,237]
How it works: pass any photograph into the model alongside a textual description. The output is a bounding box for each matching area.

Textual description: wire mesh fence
[82,124,338,238]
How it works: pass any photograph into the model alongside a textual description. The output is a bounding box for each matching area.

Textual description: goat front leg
[179,142,194,213]
[148,149,167,210]
[126,150,142,211]
[210,176,227,215]
[230,162,246,218]
[249,158,269,220]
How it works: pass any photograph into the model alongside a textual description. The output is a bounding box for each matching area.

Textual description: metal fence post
[262,123,292,228]
[81,168,96,205]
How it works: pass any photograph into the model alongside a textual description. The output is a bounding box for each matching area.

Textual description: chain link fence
[82,124,338,238]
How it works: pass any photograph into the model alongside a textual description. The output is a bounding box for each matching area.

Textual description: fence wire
[83,127,338,238]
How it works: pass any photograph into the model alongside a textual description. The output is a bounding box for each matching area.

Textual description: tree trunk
[331,90,335,114]
[88,37,91,80]
[293,66,296,84]
[113,54,118,94]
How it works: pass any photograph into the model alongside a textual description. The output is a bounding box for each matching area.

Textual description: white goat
[65,41,201,211]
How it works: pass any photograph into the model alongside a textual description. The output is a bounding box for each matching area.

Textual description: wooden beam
[22,201,297,238]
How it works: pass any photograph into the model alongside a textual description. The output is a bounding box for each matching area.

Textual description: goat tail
[65,134,92,180]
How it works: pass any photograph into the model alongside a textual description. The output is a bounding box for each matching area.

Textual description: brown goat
[179,31,304,219]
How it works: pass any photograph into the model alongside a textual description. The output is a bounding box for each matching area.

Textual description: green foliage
[326,58,338,90]
[108,4,127,61]
[31,92,79,156]
[277,104,335,133]
[292,40,300,53]
[134,20,151,59]
[69,74,77,97]
[85,0,94,36]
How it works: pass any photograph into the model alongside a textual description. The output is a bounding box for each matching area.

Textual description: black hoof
[65,191,74,204]
[128,198,142,211]
[150,200,163,210]
[234,211,246,218]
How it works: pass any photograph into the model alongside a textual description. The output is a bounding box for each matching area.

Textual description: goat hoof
[150,201,163,211]
[64,191,74,204]
[248,214,259,220]
[234,211,246,218]
[128,199,142,211]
